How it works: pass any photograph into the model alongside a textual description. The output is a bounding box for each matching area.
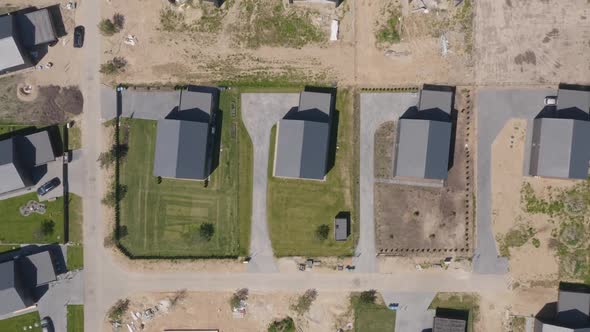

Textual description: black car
[37,178,61,196]
[73,25,84,48]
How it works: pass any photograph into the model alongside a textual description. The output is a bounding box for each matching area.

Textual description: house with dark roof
[0,130,57,195]
[433,308,468,332]
[393,85,455,181]
[0,7,57,74]
[534,283,590,331]
[529,84,590,180]
[274,90,334,180]
[153,86,218,181]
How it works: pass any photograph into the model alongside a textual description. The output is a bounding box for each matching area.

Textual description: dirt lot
[103,291,352,332]
[99,0,475,86]
[475,0,590,85]
[374,88,474,256]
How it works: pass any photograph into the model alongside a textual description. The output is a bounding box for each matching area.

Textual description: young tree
[98,18,118,36]
[315,224,330,241]
[199,223,215,241]
[268,317,295,332]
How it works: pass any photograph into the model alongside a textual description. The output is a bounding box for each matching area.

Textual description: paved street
[473,87,554,274]
[240,93,299,273]
[355,92,419,273]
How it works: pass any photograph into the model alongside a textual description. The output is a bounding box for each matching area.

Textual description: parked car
[73,25,85,48]
[41,317,54,332]
[544,96,557,106]
[387,303,399,311]
[37,178,61,196]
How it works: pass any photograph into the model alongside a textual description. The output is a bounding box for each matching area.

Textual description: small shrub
[230,288,249,309]
[376,14,401,44]
[170,289,187,307]
[359,290,377,304]
[100,57,127,75]
[268,317,295,332]
[118,225,128,238]
[112,13,125,30]
[160,8,186,32]
[102,184,128,207]
[291,289,317,315]
[157,176,163,184]
[40,220,55,236]
[199,223,215,241]
[532,238,540,248]
[315,224,330,241]
[108,299,130,322]
[98,18,118,36]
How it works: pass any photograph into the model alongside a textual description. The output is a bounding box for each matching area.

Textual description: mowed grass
[267,90,356,256]
[69,194,83,243]
[67,305,84,332]
[0,311,41,332]
[429,293,479,332]
[119,91,252,257]
[351,294,396,332]
[67,245,84,270]
[0,192,64,244]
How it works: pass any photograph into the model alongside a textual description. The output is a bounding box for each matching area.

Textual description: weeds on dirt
[100,57,128,75]
[159,8,187,32]
[497,224,536,257]
[229,288,249,309]
[520,181,590,282]
[291,289,318,316]
[230,0,325,49]
[108,298,130,322]
[376,9,401,45]
[99,18,119,36]
[510,316,526,332]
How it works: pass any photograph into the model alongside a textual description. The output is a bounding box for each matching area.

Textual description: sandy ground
[103,291,352,332]
[99,0,474,86]
[475,0,590,85]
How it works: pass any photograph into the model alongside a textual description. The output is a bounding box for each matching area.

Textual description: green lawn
[67,305,84,332]
[267,90,357,256]
[0,193,64,244]
[0,311,41,331]
[0,244,20,254]
[118,91,252,257]
[351,294,396,332]
[67,245,84,270]
[429,293,479,332]
[68,126,82,150]
[0,124,29,136]
[68,194,84,243]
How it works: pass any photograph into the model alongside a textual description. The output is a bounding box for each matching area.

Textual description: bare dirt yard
[374,88,474,256]
[103,291,352,332]
[475,0,590,85]
[99,0,475,86]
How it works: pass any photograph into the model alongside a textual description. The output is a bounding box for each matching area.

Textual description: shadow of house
[393,84,456,182]
[0,6,59,75]
[529,84,590,180]
[273,87,336,180]
[0,245,58,316]
[534,282,590,331]
[155,85,220,181]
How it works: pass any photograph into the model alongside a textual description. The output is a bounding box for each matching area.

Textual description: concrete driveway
[241,93,300,273]
[356,92,419,273]
[37,270,84,332]
[100,87,180,121]
[382,291,436,332]
[474,87,554,274]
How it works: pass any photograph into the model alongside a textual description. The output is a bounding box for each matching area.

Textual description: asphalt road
[355,92,419,272]
[240,93,300,273]
[473,87,554,274]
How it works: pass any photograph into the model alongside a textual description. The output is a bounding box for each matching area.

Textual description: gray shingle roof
[0,138,33,194]
[153,119,210,180]
[20,131,56,166]
[16,9,56,47]
[273,91,333,180]
[557,88,590,114]
[0,15,26,72]
[274,119,330,180]
[22,251,56,286]
[433,317,467,332]
[529,118,590,179]
[334,217,349,241]
[557,289,590,328]
[394,119,452,180]
[0,260,32,315]
[419,87,454,115]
